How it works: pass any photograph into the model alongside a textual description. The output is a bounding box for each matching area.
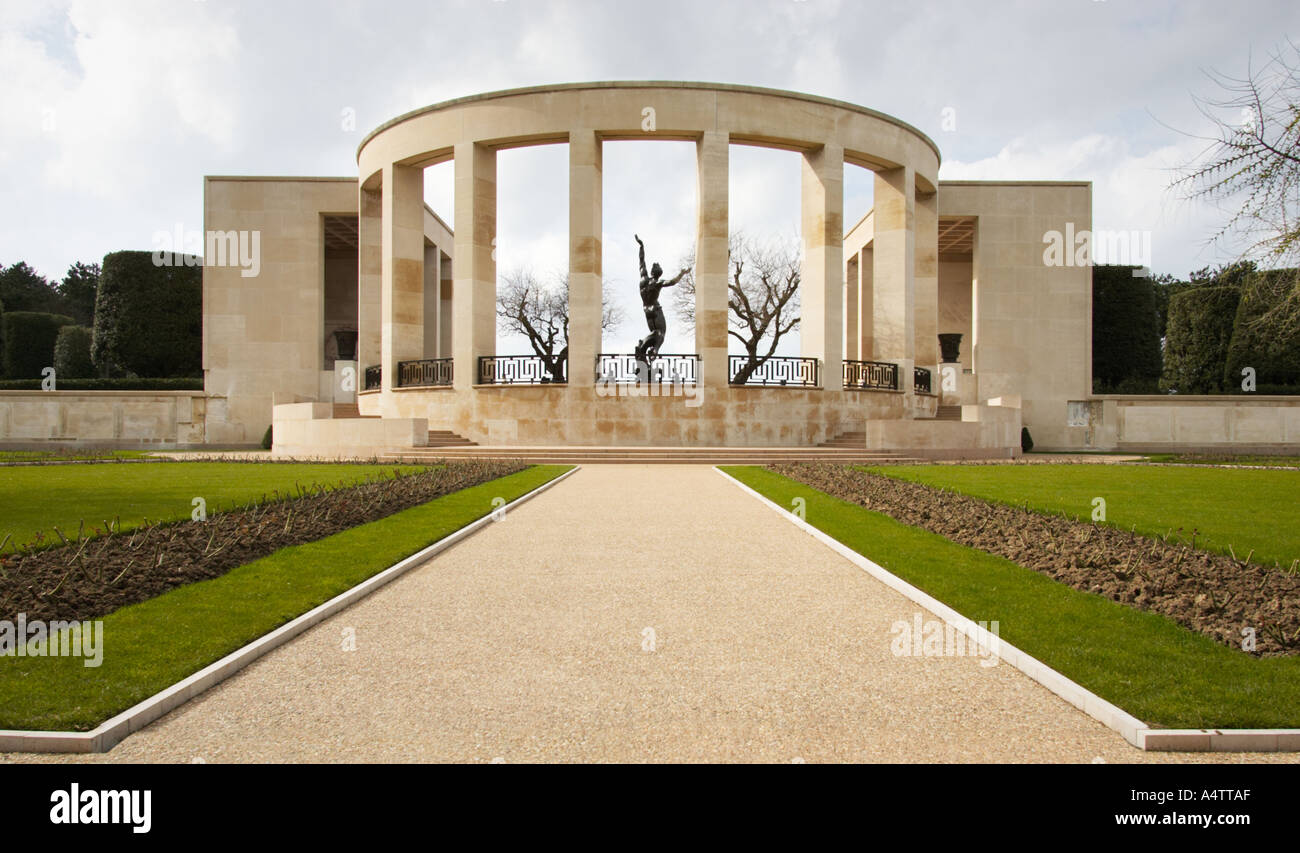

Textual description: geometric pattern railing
[842,359,899,391]
[596,353,698,384]
[478,354,567,385]
[729,355,820,387]
[397,357,453,388]
[363,364,382,391]
[914,366,933,394]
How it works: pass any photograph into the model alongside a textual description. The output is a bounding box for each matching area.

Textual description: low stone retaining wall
[0,390,220,449]
[1082,396,1300,453]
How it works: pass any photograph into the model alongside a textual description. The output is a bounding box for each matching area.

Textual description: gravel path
[8,465,1296,763]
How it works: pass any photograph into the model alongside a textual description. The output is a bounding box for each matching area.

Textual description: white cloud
[2,0,1295,289]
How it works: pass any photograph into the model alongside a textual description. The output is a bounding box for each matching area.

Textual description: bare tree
[673,232,801,383]
[496,269,623,382]
[1168,40,1300,331]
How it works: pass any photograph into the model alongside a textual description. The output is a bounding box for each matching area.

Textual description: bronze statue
[633,234,688,376]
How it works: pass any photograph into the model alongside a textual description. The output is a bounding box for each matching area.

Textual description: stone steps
[427,430,477,447]
[381,445,920,465]
[332,403,369,419]
[916,406,962,422]
[819,430,866,448]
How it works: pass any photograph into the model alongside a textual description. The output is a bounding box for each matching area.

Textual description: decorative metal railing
[914,366,933,394]
[595,354,699,384]
[478,355,567,385]
[842,359,899,391]
[363,364,382,391]
[396,357,453,388]
[729,355,820,387]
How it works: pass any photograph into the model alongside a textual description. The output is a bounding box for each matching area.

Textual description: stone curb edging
[714,467,1300,753]
[0,466,581,754]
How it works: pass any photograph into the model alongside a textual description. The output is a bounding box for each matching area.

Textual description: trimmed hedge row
[1,311,75,380]
[93,251,201,378]
[53,325,95,379]
[1092,265,1162,392]
[1223,269,1300,391]
[1159,284,1237,395]
[1160,286,1240,394]
[0,377,203,391]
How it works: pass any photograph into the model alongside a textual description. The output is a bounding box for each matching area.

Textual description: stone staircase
[381,444,921,465]
[819,429,866,448]
[427,429,477,448]
[331,403,373,419]
[919,405,962,421]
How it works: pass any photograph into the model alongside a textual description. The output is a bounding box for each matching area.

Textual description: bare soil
[0,459,526,625]
[772,463,1300,657]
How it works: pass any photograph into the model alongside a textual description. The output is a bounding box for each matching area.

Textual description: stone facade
[4,82,1293,456]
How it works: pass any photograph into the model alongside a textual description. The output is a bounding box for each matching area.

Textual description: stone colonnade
[355,83,940,404]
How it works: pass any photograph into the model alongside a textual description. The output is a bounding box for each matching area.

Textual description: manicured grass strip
[0,465,571,732]
[865,463,1300,568]
[1143,453,1300,468]
[0,450,149,463]
[0,461,430,553]
[721,465,1300,730]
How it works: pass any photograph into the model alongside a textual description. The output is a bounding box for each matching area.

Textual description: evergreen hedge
[93,251,201,378]
[0,377,203,391]
[1223,269,1300,393]
[1,311,75,380]
[1160,286,1240,394]
[53,325,95,379]
[1092,265,1163,392]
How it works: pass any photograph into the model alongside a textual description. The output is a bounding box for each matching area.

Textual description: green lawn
[0,464,571,731]
[0,450,148,463]
[867,463,1300,568]
[0,461,431,553]
[723,466,1300,729]
[1142,453,1300,468]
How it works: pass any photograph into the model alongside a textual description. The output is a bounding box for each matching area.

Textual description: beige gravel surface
[8,465,1296,763]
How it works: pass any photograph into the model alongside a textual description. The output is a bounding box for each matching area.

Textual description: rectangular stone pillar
[801,144,844,390]
[453,142,496,389]
[568,130,602,387]
[844,255,859,361]
[381,163,424,391]
[695,131,730,389]
[970,220,981,375]
[859,246,874,360]
[358,186,381,378]
[423,244,441,359]
[439,255,453,360]
[915,189,940,370]
[873,167,915,401]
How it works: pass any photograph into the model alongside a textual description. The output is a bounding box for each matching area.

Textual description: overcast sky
[1,0,1296,354]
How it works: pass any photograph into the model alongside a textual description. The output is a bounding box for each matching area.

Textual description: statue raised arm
[635,233,648,282]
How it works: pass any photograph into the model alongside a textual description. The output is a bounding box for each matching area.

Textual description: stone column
[568,130,602,388]
[380,163,424,391]
[357,185,381,379]
[844,254,859,361]
[423,244,441,359]
[873,167,915,402]
[915,188,940,371]
[801,144,844,390]
[858,246,874,360]
[695,131,730,389]
[453,142,496,389]
[439,256,453,360]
